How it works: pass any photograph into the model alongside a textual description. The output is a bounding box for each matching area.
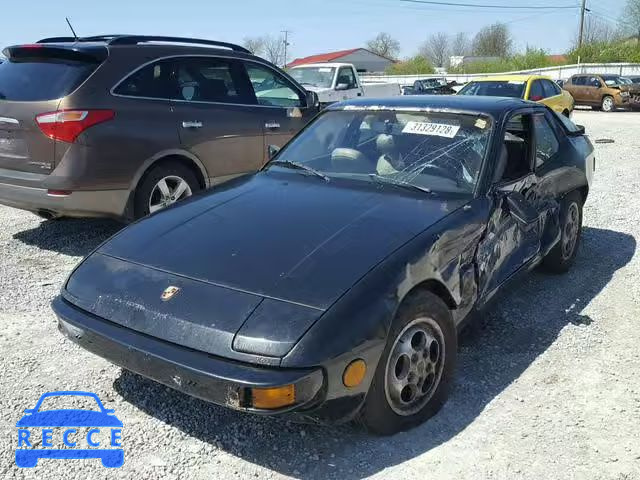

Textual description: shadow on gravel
[12,218,122,257]
[113,226,635,480]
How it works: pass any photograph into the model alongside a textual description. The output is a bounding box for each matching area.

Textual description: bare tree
[619,0,640,40]
[580,16,618,45]
[451,32,471,56]
[420,32,450,68]
[243,36,266,56]
[263,34,286,66]
[472,23,513,57]
[366,32,401,60]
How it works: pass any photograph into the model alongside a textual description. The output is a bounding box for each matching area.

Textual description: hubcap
[562,202,580,260]
[384,317,445,416]
[603,97,614,111]
[149,176,192,213]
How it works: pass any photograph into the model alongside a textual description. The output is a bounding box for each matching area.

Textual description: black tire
[601,95,615,112]
[359,291,457,435]
[133,161,201,219]
[541,191,583,274]
[562,109,571,118]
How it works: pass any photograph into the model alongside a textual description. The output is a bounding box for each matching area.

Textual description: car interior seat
[331,148,371,173]
[376,134,403,175]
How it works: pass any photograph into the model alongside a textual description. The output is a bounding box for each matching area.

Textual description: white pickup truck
[288,63,401,106]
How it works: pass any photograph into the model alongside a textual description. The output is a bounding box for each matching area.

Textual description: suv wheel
[601,95,615,112]
[134,162,200,219]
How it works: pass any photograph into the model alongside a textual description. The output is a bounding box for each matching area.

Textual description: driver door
[475,111,544,303]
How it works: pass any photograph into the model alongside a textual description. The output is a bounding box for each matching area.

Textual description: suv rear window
[0,58,98,101]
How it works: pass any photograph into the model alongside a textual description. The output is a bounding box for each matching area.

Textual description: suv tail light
[36,110,115,143]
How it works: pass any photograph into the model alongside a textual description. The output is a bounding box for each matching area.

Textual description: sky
[0,0,628,61]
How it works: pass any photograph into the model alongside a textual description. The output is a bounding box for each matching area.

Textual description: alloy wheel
[148,176,192,213]
[562,202,580,260]
[384,317,445,416]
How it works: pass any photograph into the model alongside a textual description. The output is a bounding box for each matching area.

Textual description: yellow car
[458,75,574,116]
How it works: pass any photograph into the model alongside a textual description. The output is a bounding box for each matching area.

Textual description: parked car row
[402,72,640,114]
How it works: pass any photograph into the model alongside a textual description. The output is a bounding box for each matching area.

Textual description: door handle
[265,122,281,130]
[182,121,203,128]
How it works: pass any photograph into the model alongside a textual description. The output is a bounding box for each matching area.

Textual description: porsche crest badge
[161,286,180,301]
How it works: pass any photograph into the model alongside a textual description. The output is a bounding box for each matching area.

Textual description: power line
[400,0,578,9]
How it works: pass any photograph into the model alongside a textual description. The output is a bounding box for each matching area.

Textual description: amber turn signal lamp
[343,359,367,388]
[251,384,295,409]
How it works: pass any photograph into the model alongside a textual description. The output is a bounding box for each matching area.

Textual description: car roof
[289,63,352,68]
[330,95,538,116]
[468,74,550,82]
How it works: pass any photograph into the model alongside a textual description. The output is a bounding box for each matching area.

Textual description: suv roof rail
[36,35,251,54]
[37,35,129,44]
[107,36,251,53]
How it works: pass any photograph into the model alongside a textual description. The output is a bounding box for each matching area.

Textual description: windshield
[602,75,625,86]
[288,67,336,89]
[421,79,446,88]
[458,80,526,99]
[270,109,492,194]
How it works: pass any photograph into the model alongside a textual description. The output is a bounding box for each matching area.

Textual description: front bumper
[53,296,324,415]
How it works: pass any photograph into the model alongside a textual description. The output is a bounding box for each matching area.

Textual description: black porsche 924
[54,96,595,435]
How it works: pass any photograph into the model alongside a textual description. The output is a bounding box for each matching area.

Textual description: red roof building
[287,48,395,73]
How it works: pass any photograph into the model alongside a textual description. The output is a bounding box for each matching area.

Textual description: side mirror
[575,124,585,135]
[268,144,280,159]
[305,90,319,109]
[504,191,539,230]
[335,83,350,91]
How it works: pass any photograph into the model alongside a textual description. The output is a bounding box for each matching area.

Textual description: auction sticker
[402,121,460,138]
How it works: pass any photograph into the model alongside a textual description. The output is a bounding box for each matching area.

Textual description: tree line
[243,0,640,74]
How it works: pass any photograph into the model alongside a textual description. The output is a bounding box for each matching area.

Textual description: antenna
[65,17,79,41]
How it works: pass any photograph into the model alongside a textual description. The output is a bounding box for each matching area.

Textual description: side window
[114,59,177,99]
[589,76,601,88]
[174,57,250,103]
[337,67,358,89]
[245,63,304,108]
[499,114,533,182]
[573,76,585,86]
[529,80,545,100]
[533,114,559,168]
[542,80,561,97]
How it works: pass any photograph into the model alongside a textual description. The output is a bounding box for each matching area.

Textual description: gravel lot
[1,110,639,480]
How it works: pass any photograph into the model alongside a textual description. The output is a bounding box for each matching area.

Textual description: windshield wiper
[270,160,330,182]
[369,174,434,195]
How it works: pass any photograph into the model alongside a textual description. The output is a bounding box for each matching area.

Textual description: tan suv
[0,35,319,220]
[564,74,640,112]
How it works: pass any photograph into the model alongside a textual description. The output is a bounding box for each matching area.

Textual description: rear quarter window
[0,58,98,101]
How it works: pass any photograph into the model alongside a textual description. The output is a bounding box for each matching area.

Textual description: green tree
[386,56,435,75]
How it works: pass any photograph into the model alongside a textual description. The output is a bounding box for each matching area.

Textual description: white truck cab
[288,63,401,106]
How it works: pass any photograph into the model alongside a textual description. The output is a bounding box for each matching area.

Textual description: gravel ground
[1,110,639,480]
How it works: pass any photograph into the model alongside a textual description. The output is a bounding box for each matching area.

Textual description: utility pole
[281,30,291,68]
[578,0,587,48]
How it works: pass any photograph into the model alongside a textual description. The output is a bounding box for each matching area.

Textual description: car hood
[16,410,123,427]
[65,172,465,359]
[617,84,640,93]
